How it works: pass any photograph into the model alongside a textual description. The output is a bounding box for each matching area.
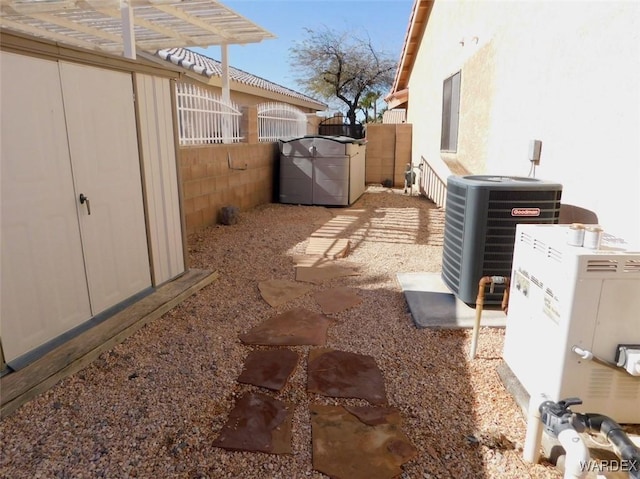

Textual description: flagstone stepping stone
[212,392,293,454]
[310,404,417,479]
[305,237,351,258]
[314,287,362,314]
[239,308,331,346]
[258,279,312,307]
[307,348,387,405]
[294,261,360,284]
[237,349,299,391]
[292,255,360,269]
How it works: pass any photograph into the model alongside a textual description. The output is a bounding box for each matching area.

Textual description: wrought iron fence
[257,102,307,142]
[318,118,364,139]
[175,83,243,145]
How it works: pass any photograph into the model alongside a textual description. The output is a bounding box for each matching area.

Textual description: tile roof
[157,47,325,108]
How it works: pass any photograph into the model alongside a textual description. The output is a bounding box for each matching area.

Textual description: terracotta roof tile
[157,47,325,107]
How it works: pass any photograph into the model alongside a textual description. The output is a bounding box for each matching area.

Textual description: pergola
[0,0,276,100]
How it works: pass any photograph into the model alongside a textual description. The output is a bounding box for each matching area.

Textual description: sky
[193,0,414,104]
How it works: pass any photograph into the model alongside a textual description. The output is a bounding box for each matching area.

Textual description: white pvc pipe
[469,304,482,359]
[523,393,546,463]
[557,428,590,479]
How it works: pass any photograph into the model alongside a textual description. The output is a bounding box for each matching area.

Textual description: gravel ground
[0,187,563,479]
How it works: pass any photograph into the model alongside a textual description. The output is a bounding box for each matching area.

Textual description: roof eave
[386,0,434,104]
[384,88,409,109]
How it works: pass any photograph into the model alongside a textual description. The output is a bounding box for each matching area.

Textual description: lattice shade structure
[0,0,275,55]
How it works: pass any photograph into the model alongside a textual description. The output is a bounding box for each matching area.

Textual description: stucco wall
[407,0,640,242]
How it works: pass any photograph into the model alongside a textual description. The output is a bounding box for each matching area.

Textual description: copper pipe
[470,275,510,359]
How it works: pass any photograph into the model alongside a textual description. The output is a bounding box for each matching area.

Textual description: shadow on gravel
[309,190,445,255]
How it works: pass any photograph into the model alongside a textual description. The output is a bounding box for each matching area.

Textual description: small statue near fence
[404,163,416,194]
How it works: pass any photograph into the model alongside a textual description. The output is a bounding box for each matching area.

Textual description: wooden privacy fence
[257,102,307,142]
[175,83,243,145]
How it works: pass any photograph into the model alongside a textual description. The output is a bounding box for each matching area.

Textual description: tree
[290,27,396,126]
[359,90,381,124]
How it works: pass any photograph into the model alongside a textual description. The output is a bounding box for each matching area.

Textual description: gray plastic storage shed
[278,135,366,206]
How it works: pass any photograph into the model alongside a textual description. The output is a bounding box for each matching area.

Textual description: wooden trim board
[0,269,218,418]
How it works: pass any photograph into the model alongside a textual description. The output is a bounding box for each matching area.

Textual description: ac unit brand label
[511,207,541,217]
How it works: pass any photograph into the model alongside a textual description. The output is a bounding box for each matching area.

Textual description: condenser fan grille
[441,176,562,305]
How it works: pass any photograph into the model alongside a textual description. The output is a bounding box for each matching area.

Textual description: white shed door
[1,54,151,364]
[59,62,151,315]
[1,53,92,362]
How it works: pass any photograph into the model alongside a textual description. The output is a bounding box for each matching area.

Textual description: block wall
[180,142,278,234]
[364,123,413,187]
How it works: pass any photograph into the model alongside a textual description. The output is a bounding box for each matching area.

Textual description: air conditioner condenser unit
[442,175,562,306]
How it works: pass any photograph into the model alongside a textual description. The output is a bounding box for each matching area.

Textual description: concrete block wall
[179,121,412,235]
[394,124,413,186]
[180,142,278,234]
[365,123,413,187]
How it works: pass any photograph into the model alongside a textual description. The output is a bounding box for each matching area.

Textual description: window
[440,71,461,152]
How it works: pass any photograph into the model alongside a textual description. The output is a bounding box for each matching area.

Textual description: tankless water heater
[503,224,640,423]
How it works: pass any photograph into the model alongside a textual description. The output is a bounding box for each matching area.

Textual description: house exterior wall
[407,0,640,242]
[180,143,278,234]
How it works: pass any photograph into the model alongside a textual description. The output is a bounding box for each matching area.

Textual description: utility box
[503,224,640,423]
[278,135,366,206]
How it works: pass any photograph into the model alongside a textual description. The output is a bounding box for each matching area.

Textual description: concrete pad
[396,272,507,329]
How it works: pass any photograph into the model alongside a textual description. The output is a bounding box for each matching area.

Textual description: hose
[578,413,640,479]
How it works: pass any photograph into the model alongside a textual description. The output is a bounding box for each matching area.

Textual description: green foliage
[290,27,396,125]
